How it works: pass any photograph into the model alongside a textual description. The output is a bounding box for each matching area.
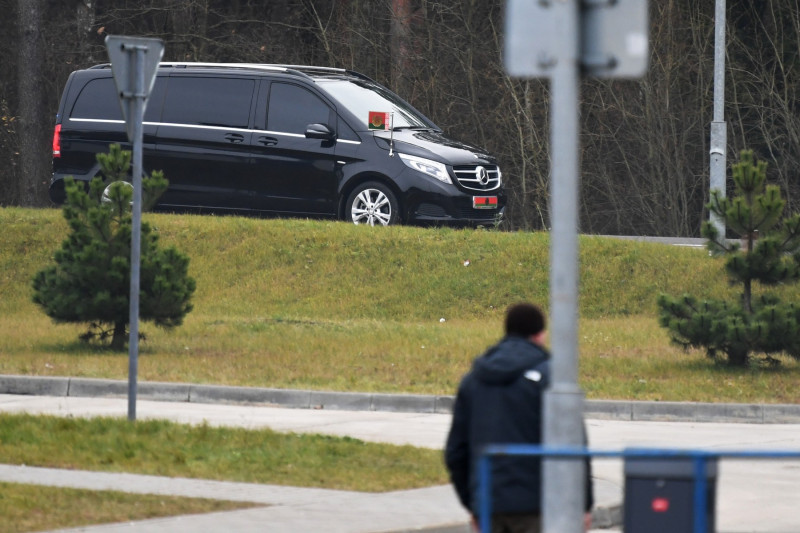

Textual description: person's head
[504,303,546,344]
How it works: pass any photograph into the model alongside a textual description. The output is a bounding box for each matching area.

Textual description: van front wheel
[346,182,400,226]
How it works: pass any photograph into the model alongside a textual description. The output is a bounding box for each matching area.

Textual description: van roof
[87,62,370,82]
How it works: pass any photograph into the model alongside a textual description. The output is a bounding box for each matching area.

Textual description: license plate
[473,196,498,209]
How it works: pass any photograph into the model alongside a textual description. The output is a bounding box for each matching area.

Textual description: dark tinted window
[162,77,255,128]
[268,83,331,135]
[71,78,121,120]
[70,77,165,122]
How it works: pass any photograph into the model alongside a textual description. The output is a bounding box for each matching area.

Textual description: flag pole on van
[389,112,394,157]
[368,110,394,157]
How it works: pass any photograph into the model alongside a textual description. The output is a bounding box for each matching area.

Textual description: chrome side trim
[67,118,361,144]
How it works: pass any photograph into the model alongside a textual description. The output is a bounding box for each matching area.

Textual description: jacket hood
[471,336,549,386]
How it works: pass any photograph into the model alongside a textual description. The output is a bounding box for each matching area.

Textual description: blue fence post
[693,454,708,533]
[478,453,492,533]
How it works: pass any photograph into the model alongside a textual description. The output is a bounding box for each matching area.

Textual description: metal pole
[542,0,585,532]
[127,46,145,421]
[709,0,727,236]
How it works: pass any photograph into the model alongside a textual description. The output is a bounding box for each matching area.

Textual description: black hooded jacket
[444,335,593,516]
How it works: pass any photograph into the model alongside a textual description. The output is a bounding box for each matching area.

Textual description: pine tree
[657,150,800,366]
[32,145,196,350]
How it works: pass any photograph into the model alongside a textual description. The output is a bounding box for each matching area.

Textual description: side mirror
[305,123,336,141]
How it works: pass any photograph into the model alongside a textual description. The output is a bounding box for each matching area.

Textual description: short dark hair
[504,303,546,337]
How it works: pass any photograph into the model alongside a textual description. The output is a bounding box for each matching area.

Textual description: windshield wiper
[391,126,437,132]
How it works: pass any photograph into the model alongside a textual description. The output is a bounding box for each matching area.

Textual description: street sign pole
[127,46,145,422]
[541,3,586,531]
[505,1,648,531]
[105,35,164,422]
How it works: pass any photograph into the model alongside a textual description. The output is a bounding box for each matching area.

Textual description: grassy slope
[1,206,798,403]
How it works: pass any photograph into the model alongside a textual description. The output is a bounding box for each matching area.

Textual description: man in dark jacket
[444,302,593,533]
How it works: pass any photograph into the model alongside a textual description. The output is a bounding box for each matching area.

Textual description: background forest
[2,0,798,235]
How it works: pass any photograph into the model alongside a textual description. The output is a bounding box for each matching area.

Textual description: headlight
[398,153,452,184]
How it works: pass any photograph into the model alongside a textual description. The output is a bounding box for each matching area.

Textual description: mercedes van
[51,63,505,226]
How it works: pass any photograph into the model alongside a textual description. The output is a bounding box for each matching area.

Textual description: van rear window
[70,78,123,121]
[70,77,165,122]
[162,77,254,129]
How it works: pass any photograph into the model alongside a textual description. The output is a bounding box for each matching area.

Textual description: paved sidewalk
[1,377,800,532]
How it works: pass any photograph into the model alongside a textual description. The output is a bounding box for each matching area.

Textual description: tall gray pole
[127,46,146,421]
[542,0,586,532]
[709,0,727,236]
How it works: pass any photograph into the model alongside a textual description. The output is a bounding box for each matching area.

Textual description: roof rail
[158,62,290,73]
[85,62,366,82]
[260,64,346,74]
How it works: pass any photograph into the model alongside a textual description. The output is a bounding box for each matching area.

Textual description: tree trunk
[727,348,749,367]
[76,0,96,63]
[390,0,416,98]
[16,0,48,207]
[111,321,127,351]
[743,277,752,315]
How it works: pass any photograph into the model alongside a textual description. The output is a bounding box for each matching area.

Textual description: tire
[345,182,400,226]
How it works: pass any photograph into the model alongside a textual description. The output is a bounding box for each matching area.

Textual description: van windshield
[319,79,437,131]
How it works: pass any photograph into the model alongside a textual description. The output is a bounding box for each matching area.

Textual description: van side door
[250,81,338,216]
[152,75,256,211]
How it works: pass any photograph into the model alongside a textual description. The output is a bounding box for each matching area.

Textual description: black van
[51,63,505,226]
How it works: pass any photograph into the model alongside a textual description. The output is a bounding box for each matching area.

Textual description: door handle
[258,136,278,147]
[225,133,244,144]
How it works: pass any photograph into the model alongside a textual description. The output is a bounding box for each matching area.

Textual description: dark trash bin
[624,456,717,533]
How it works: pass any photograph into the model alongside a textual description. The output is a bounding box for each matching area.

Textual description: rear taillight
[52,124,61,158]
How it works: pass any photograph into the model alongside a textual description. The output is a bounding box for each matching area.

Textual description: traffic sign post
[505,0,648,79]
[104,35,164,422]
[504,2,648,532]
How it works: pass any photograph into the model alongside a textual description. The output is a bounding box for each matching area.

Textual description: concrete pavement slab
[2,389,800,532]
[0,463,469,533]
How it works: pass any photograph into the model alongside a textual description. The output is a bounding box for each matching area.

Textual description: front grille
[452,165,501,192]
[453,205,503,221]
[416,203,448,218]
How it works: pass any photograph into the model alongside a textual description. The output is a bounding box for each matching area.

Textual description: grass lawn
[0,412,447,532]
[0,482,257,533]
[2,207,800,531]
[2,208,799,404]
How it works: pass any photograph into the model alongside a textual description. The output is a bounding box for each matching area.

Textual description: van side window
[71,78,121,121]
[70,77,165,122]
[162,77,254,129]
[268,83,331,135]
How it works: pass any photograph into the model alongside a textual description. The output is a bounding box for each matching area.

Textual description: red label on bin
[651,497,670,513]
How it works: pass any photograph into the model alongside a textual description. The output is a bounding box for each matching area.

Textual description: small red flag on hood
[368,111,390,130]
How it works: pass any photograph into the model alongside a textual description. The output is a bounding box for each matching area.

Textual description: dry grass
[2,207,799,403]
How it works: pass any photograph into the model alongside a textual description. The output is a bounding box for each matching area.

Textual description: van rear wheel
[346,182,400,226]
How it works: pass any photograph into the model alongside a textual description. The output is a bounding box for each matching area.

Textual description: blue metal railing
[477,445,800,533]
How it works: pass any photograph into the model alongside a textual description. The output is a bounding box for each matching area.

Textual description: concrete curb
[1,374,798,423]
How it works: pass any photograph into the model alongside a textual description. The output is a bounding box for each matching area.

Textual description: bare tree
[16,0,49,206]
[4,0,800,235]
